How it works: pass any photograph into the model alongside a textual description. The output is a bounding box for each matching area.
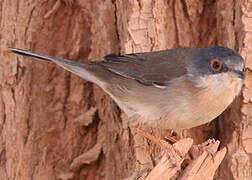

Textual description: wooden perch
[126,130,227,180]
[179,141,226,180]
[146,138,193,180]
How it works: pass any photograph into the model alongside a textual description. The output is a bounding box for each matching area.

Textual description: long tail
[9,48,59,62]
[9,48,103,85]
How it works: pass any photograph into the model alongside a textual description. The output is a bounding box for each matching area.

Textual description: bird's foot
[134,127,183,170]
[190,138,217,161]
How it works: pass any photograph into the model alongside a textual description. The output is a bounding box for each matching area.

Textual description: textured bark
[0,0,251,180]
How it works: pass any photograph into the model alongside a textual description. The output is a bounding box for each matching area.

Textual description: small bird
[9,46,245,132]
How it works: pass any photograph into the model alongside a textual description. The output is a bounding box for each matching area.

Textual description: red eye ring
[210,59,223,71]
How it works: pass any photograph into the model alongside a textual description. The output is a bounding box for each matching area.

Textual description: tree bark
[0,0,251,179]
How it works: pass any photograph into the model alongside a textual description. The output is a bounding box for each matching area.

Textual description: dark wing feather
[100,48,197,86]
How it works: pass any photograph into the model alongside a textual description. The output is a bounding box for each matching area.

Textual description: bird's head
[187,46,245,95]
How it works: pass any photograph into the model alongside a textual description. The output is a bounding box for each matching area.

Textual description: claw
[134,127,183,170]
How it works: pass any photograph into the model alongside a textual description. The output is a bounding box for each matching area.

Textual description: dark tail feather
[9,48,55,62]
[9,47,105,85]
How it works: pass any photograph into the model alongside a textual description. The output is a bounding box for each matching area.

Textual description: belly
[145,84,242,130]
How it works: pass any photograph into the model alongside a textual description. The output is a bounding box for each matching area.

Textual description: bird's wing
[9,47,199,87]
[100,49,194,86]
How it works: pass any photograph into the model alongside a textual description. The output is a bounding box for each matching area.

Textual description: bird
[9,46,245,132]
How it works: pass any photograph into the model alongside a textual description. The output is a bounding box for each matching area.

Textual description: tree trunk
[0,0,251,179]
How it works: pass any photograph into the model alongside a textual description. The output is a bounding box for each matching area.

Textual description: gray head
[187,46,245,88]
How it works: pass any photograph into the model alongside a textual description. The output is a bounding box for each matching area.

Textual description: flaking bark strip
[70,142,102,171]
[73,107,97,127]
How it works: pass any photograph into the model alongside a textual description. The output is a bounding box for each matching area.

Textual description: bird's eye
[210,59,223,71]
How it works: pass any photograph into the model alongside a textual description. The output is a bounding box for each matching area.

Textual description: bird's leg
[134,127,183,169]
[190,138,217,161]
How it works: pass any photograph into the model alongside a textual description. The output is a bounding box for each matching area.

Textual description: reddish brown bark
[0,0,251,179]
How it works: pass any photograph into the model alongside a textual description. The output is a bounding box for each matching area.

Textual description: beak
[232,70,245,80]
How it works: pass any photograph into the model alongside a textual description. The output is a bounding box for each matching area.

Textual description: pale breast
[159,73,244,130]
